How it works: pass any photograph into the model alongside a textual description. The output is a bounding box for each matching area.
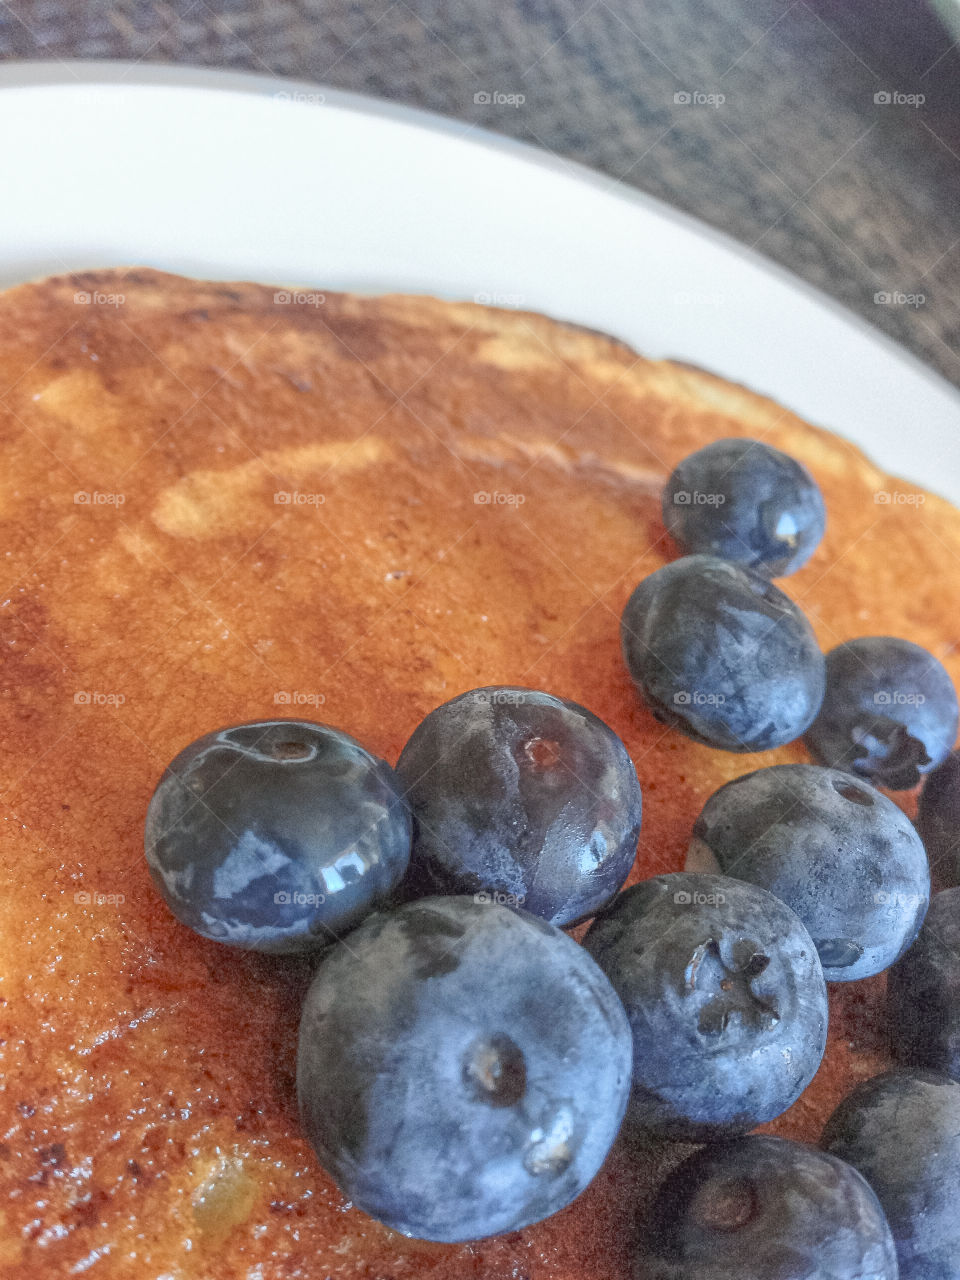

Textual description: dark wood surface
[2,0,959,387]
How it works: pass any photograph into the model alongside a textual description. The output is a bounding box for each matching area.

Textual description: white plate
[1,61,958,498]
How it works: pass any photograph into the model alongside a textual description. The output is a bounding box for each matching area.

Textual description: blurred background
[2,0,959,385]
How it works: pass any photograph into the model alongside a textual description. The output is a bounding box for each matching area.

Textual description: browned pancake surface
[0,269,958,1277]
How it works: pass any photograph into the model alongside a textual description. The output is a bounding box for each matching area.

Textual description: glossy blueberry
[634,1135,897,1280]
[395,687,642,926]
[620,555,825,752]
[662,437,826,578]
[583,873,827,1140]
[889,888,960,1079]
[296,896,632,1242]
[822,1068,960,1280]
[144,719,411,952]
[805,636,959,790]
[691,763,929,981]
[918,750,960,888]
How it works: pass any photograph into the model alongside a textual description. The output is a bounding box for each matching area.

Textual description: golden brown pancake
[0,268,957,1278]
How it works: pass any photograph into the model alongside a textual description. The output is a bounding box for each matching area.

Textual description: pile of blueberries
[144,437,960,1278]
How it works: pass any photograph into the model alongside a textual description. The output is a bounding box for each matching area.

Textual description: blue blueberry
[889,888,960,1080]
[583,873,828,1140]
[395,687,642,926]
[296,895,632,1242]
[635,1135,897,1280]
[805,636,959,790]
[662,437,826,577]
[822,1068,960,1279]
[144,719,411,952]
[691,763,929,981]
[620,555,825,752]
[918,750,960,888]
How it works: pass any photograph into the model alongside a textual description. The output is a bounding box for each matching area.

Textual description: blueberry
[691,763,929,981]
[805,637,959,790]
[395,687,642,926]
[822,1068,960,1279]
[634,1134,897,1280]
[918,751,960,888]
[620,555,825,752]
[583,873,827,1139]
[889,888,960,1079]
[662,438,826,577]
[144,719,411,952]
[296,896,632,1242]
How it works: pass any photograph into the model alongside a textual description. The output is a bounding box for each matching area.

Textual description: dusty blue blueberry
[620,555,825,752]
[691,763,929,981]
[144,719,411,952]
[583,873,828,1140]
[296,896,632,1242]
[634,1135,897,1280]
[822,1068,960,1280]
[662,437,826,577]
[395,687,642,926]
[889,888,960,1080]
[805,636,959,790]
[918,750,960,888]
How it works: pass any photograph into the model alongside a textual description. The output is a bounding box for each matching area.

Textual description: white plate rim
[2,58,956,401]
[0,59,958,503]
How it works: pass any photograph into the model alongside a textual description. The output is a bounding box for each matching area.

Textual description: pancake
[0,268,957,1278]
